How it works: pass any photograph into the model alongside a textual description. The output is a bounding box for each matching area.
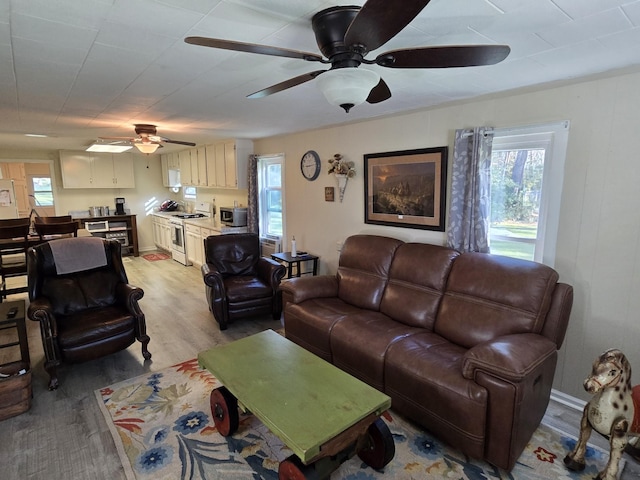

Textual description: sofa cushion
[380,243,459,329]
[330,312,422,391]
[385,332,488,460]
[435,253,559,349]
[285,298,364,361]
[337,235,402,311]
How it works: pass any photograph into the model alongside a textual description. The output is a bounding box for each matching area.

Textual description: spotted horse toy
[564,349,640,480]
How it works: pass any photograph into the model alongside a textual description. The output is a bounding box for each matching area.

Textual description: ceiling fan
[185,0,510,113]
[99,124,196,154]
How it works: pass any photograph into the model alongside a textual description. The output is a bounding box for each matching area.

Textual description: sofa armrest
[201,262,224,289]
[462,333,557,382]
[280,275,338,304]
[27,298,57,332]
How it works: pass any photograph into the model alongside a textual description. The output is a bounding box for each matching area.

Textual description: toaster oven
[219,207,247,227]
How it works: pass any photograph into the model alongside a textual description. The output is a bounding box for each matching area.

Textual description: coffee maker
[115,197,126,215]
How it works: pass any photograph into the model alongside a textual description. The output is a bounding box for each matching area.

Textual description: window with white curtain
[489,121,569,266]
[258,155,284,239]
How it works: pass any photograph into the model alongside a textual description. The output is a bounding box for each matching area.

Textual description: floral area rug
[96,359,620,480]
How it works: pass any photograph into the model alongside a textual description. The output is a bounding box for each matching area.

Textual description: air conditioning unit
[260,237,281,256]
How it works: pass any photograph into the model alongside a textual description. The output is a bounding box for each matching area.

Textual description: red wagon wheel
[209,386,239,436]
[278,455,322,480]
[357,417,395,469]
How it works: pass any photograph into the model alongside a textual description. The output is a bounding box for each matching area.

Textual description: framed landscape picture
[364,146,448,231]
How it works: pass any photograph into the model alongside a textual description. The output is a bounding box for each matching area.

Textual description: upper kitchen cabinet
[60,151,135,188]
[206,139,253,189]
[161,153,181,187]
[179,147,207,186]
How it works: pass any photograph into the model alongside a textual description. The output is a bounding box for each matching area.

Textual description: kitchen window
[258,155,284,238]
[31,176,54,206]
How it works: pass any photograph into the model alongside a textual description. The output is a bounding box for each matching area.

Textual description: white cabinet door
[162,221,172,251]
[185,224,202,266]
[60,151,93,188]
[196,146,207,186]
[112,153,135,188]
[223,141,238,188]
[205,144,218,187]
[214,142,226,187]
[179,150,193,185]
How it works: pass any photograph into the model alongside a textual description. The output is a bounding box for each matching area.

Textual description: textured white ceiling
[1,0,640,152]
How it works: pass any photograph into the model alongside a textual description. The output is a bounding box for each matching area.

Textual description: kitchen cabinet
[152,215,172,252]
[185,224,202,266]
[60,151,135,188]
[195,147,207,186]
[178,150,193,186]
[205,139,253,189]
[160,153,181,187]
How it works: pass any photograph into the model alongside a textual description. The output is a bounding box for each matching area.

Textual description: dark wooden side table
[0,299,32,420]
[0,300,29,366]
[271,252,319,279]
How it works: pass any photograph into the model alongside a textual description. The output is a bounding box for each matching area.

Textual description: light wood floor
[0,254,638,479]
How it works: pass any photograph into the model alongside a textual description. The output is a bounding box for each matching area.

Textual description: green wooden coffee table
[198,329,394,479]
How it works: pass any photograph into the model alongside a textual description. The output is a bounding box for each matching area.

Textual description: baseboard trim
[550,388,586,412]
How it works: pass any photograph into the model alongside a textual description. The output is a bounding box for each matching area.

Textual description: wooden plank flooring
[0,254,638,479]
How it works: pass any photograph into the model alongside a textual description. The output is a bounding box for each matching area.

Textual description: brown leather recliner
[201,233,286,330]
[27,238,151,390]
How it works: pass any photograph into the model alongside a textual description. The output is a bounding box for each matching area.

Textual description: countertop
[152,211,248,234]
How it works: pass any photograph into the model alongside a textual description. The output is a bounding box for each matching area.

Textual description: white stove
[170,202,211,266]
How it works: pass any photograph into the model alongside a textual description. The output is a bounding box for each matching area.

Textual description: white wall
[254,69,640,401]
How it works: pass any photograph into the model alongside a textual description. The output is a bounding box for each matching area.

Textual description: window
[31,176,54,206]
[258,155,284,238]
[489,122,569,266]
[183,186,196,200]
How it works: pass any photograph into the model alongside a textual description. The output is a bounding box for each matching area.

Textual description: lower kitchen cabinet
[185,224,202,266]
[152,215,172,252]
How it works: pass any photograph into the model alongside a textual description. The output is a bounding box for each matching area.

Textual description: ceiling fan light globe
[135,143,160,154]
[317,68,380,112]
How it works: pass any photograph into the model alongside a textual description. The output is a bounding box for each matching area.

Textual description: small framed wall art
[324,186,335,202]
[364,146,448,231]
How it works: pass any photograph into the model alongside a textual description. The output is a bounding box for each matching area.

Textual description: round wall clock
[300,150,321,181]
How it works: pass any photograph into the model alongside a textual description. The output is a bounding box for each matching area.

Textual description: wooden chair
[0,218,31,302]
[34,215,72,224]
[34,220,78,240]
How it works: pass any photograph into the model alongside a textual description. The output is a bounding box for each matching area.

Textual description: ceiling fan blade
[99,136,133,140]
[247,70,327,99]
[344,0,431,53]
[377,45,511,68]
[185,37,324,62]
[367,78,391,104]
[163,139,196,147]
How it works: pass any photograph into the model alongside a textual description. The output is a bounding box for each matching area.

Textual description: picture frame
[364,146,448,231]
[324,186,335,202]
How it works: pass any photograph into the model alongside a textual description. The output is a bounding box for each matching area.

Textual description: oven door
[170,221,185,253]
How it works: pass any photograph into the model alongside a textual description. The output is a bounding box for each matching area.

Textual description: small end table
[271,252,319,279]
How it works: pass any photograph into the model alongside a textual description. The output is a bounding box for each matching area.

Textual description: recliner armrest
[115,283,144,315]
[202,262,224,292]
[462,333,557,382]
[280,275,338,304]
[27,297,57,333]
[256,257,286,289]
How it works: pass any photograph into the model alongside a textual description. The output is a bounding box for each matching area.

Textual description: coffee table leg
[210,386,239,436]
[356,418,395,469]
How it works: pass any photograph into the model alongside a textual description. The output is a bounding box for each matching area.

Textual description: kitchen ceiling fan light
[316,67,380,113]
[86,143,133,153]
[135,143,160,154]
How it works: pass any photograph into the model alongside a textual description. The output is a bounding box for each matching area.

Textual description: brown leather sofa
[280,234,573,471]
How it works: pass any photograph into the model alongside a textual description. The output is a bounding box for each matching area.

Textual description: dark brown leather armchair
[27,237,151,389]
[201,233,286,330]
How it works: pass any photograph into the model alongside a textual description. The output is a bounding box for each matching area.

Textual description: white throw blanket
[49,237,108,275]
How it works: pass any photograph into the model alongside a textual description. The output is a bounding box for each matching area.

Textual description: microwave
[85,220,109,233]
[219,207,247,227]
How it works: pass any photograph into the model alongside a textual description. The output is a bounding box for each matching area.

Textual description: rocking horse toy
[564,348,640,480]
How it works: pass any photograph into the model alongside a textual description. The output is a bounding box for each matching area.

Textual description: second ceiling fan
[100,124,196,154]
[185,0,510,112]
